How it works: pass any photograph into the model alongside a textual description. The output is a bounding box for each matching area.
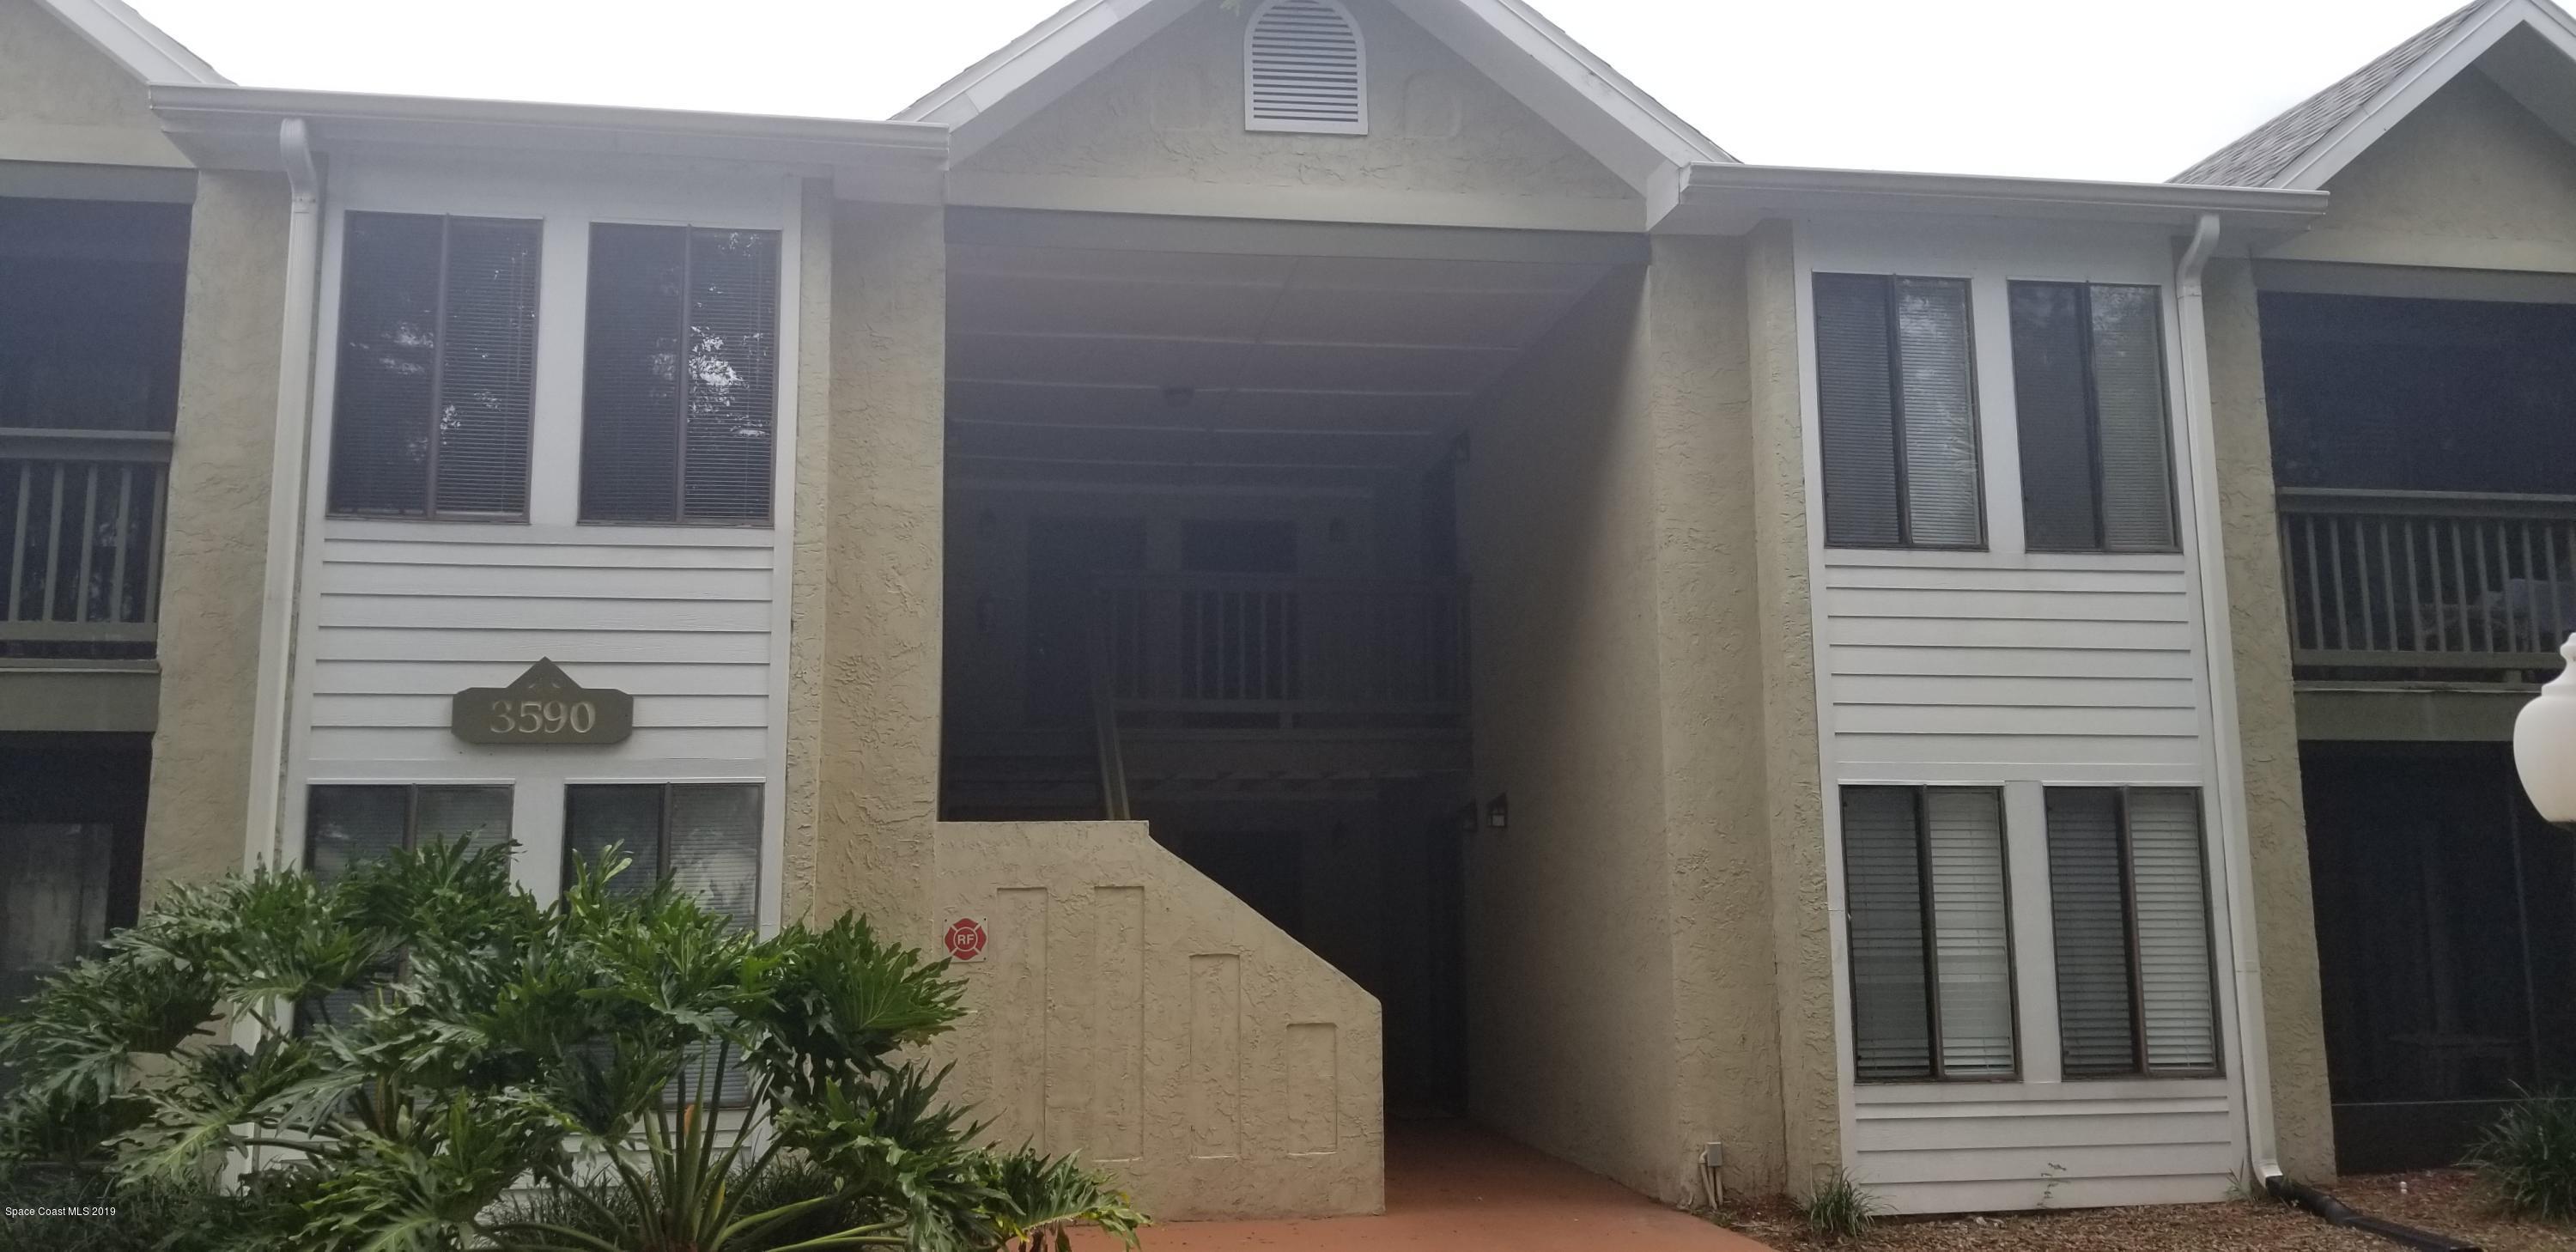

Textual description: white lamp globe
[2518,635,2576,830]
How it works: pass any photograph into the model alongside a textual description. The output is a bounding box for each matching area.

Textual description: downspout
[2173,211,2281,1187]
[242,118,324,873]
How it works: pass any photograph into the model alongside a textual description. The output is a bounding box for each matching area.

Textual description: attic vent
[1245,0,1367,135]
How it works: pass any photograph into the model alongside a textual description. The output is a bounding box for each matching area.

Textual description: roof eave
[1668,163,2330,235]
[33,0,226,85]
[149,84,952,177]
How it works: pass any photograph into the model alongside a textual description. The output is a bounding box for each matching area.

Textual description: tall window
[564,783,761,929]
[1843,787,2016,1081]
[1814,274,1983,550]
[580,225,781,526]
[2044,787,2221,1077]
[2009,282,2178,553]
[328,212,541,519]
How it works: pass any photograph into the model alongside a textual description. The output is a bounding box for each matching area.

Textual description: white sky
[129,0,2470,183]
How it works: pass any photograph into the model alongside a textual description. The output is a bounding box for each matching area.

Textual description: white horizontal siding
[1854,1084,2239,1213]
[1824,560,2206,777]
[301,531,777,767]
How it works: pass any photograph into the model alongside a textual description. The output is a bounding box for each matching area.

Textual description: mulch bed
[1705,1170,2576,1252]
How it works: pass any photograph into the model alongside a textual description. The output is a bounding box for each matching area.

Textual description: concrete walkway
[1082,1121,1777,1250]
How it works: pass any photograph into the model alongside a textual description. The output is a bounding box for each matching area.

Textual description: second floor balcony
[2281,487,2576,684]
[2,427,170,660]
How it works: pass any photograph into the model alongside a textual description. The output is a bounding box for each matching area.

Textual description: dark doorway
[0,733,151,1013]
[2303,741,2576,1171]
[1024,516,1146,726]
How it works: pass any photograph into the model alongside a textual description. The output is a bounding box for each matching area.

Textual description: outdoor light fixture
[1486,793,1509,830]
[2516,635,2576,833]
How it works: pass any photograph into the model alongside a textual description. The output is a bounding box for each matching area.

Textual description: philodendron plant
[0,840,1145,1252]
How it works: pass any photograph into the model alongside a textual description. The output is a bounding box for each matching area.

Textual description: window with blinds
[1814,274,1983,550]
[327,212,541,520]
[1244,0,1367,135]
[302,785,513,1031]
[1842,787,2016,1082]
[565,782,762,1107]
[2009,282,2179,553]
[580,225,781,526]
[564,783,761,931]
[2044,787,2221,1078]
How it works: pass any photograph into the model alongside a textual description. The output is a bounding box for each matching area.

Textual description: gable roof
[896,0,1728,197]
[2174,0,2576,187]
[32,0,225,85]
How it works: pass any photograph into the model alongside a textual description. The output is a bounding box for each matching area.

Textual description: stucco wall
[793,199,947,934]
[2203,258,2337,1181]
[2268,70,2576,271]
[1744,221,1841,1194]
[962,0,1630,204]
[932,820,1383,1219]
[1461,264,1674,1195]
[0,0,186,166]
[1460,233,1826,1204]
[140,170,289,900]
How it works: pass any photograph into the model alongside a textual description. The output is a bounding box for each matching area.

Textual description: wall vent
[1244,0,1367,136]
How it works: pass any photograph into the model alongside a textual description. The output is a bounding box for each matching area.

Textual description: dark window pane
[668,785,760,930]
[580,225,779,525]
[1844,787,1932,1080]
[415,787,513,854]
[2047,788,2140,1076]
[329,213,441,516]
[2089,285,2177,551]
[2012,282,2099,551]
[1815,274,1901,547]
[1897,278,1981,547]
[329,214,539,519]
[566,784,665,893]
[680,230,779,522]
[306,785,410,883]
[431,219,541,516]
[582,225,686,522]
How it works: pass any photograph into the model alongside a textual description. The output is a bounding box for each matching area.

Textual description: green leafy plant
[2470,1085,2576,1223]
[0,840,1145,1252]
[1795,1167,1886,1243]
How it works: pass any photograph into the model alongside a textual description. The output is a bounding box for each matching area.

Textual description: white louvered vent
[1245,0,1367,135]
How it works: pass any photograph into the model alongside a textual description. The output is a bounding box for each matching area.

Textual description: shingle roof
[2172,2,2479,185]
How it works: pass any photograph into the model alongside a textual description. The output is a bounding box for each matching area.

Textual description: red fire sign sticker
[944,917,988,963]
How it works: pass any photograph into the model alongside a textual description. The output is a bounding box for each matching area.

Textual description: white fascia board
[33,0,225,84]
[1670,163,2330,235]
[902,0,1195,165]
[2279,0,2576,190]
[149,85,951,179]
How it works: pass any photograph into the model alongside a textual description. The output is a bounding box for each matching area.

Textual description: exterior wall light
[2517,635,2576,832]
[1486,793,1509,830]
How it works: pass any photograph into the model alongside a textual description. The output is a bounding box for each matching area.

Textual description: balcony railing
[2280,487,2576,678]
[2,428,171,658]
[1090,574,1470,724]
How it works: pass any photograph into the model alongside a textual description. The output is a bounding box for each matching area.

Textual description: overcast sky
[130,0,2468,183]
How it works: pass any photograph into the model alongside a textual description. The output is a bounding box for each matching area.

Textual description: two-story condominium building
[6,0,2575,1222]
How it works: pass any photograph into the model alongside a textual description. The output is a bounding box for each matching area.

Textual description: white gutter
[2173,210,2283,1185]
[241,118,323,872]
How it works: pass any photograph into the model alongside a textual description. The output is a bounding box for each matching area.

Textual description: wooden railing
[1090,574,1469,723]
[2280,488,2576,677]
[2,428,172,656]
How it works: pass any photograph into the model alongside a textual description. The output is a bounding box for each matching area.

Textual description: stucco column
[801,198,946,935]
[2204,258,2337,1181]
[142,170,291,900]
[1744,220,1842,1192]
[1642,234,1793,1197]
